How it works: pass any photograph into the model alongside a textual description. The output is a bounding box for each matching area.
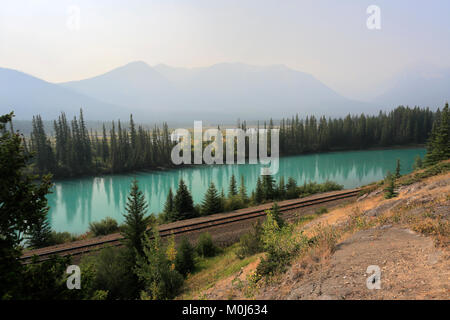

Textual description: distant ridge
[0,67,126,120]
[2,61,447,122]
[60,61,369,121]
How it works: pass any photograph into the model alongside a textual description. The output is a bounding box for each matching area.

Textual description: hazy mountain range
[373,63,450,108]
[1,61,448,123]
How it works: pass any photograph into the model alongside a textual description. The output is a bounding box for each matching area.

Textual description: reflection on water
[47,148,426,234]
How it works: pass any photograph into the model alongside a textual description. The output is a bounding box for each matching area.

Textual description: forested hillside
[24,105,438,178]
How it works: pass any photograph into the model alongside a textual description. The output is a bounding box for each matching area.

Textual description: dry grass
[175,163,450,299]
[176,243,263,299]
[256,168,449,297]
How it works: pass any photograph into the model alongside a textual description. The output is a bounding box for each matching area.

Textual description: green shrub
[285,177,298,199]
[236,221,264,259]
[270,203,285,228]
[224,195,245,212]
[318,181,344,192]
[89,217,119,236]
[74,259,108,300]
[50,231,77,245]
[196,232,218,258]
[135,230,184,300]
[90,246,139,300]
[255,211,308,278]
[90,290,109,300]
[18,255,72,300]
[315,207,328,215]
[416,161,450,179]
[175,238,196,277]
[297,181,343,197]
[256,251,291,278]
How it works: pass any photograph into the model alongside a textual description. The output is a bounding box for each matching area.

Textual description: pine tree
[262,174,276,201]
[102,124,109,163]
[173,179,195,220]
[228,174,238,197]
[425,103,450,165]
[135,228,183,300]
[239,175,249,204]
[201,182,222,215]
[220,189,226,210]
[277,176,286,200]
[413,155,423,170]
[78,109,92,170]
[27,213,53,248]
[31,115,56,174]
[122,178,150,256]
[384,171,397,199]
[395,159,401,179]
[254,177,264,204]
[162,188,175,222]
[286,177,298,199]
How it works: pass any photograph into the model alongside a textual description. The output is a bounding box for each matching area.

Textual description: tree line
[26,105,438,178]
[276,105,434,154]
[159,174,343,224]
[28,111,173,177]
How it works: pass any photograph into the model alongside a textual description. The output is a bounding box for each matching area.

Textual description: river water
[47,148,426,234]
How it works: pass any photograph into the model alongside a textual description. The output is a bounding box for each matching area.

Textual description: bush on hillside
[196,232,218,258]
[89,246,139,300]
[236,221,264,259]
[89,217,119,236]
[175,238,196,277]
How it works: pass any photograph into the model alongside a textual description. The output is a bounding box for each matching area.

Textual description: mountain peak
[122,60,151,68]
[111,60,154,74]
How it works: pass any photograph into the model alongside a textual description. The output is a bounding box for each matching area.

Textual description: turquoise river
[47,148,426,234]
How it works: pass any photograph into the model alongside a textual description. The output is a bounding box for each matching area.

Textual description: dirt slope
[272,226,449,300]
[201,170,450,300]
[259,172,450,300]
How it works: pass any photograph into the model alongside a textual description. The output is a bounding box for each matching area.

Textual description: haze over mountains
[0,68,125,120]
[373,63,450,109]
[1,61,448,123]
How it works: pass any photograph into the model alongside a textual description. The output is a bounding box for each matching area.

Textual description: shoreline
[50,144,426,182]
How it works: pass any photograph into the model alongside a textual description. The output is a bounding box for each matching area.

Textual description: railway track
[20,188,362,264]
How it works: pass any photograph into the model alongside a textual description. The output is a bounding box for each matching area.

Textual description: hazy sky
[1,0,449,100]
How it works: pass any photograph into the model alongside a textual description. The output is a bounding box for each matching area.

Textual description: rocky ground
[274,226,449,300]
[200,171,450,300]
